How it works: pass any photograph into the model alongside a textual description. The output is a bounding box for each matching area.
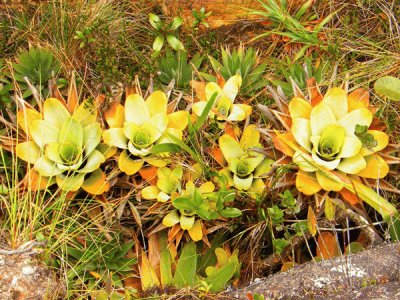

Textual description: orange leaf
[216,72,225,87]
[22,169,52,191]
[347,88,369,112]
[89,271,102,279]
[316,232,340,259]
[67,73,79,112]
[190,80,207,101]
[340,188,361,205]
[307,78,323,106]
[224,123,238,139]
[307,206,317,237]
[369,117,386,131]
[139,166,158,185]
[272,132,295,157]
[168,224,181,243]
[104,102,125,128]
[148,233,161,278]
[209,146,226,166]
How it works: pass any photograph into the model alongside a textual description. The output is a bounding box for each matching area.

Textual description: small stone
[22,266,35,275]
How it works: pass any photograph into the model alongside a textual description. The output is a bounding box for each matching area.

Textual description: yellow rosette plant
[192,75,252,124]
[271,84,400,240]
[219,125,273,195]
[102,91,188,175]
[15,87,110,194]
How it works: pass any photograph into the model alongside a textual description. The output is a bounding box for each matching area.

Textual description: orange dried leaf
[272,132,295,157]
[148,233,161,277]
[316,232,340,259]
[307,78,323,106]
[209,146,226,166]
[347,88,369,111]
[340,188,361,205]
[216,72,225,87]
[139,166,158,185]
[104,102,125,128]
[22,169,51,191]
[307,206,317,237]
[190,80,207,101]
[224,123,238,139]
[67,73,79,112]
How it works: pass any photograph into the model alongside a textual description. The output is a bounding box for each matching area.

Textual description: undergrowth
[0,0,399,299]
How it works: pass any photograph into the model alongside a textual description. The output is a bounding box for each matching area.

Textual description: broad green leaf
[153,35,165,52]
[149,13,162,30]
[166,35,184,51]
[204,261,237,292]
[374,76,400,101]
[172,196,194,211]
[150,143,180,154]
[169,17,183,30]
[173,242,197,287]
[220,207,242,218]
[197,233,225,275]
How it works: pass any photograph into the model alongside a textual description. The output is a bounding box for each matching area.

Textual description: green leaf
[173,242,198,287]
[193,92,218,131]
[204,261,237,292]
[149,13,162,30]
[172,196,194,211]
[374,76,400,101]
[220,207,242,218]
[273,238,290,254]
[150,143,181,154]
[193,189,203,207]
[166,35,184,51]
[169,17,183,31]
[197,233,225,275]
[153,35,165,52]
[345,242,364,255]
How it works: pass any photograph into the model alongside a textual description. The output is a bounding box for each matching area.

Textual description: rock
[228,242,400,299]
[22,266,35,275]
[0,253,65,299]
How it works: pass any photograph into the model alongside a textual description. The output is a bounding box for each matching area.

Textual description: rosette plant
[192,75,252,124]
[15,85,110,194]
[287,87,389,195]
[102,91,188,175]
[162,181,217,241]
[271,83,400,240]
[141,166,183,202]
[219,125,273,194]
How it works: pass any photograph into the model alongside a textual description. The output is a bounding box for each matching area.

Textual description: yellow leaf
[140,251,160,291]
[324,196,335,221]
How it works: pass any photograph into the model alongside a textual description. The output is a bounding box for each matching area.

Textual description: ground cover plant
[0,0,399,299]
